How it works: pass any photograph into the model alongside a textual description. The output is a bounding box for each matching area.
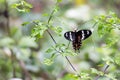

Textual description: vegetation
[0,0,120,80]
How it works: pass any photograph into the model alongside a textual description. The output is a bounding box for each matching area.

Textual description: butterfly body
[64,30,92,51]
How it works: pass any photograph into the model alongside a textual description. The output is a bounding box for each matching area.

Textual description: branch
[46,2,81,77]
[18,60,32,80]
[4,0,10,36]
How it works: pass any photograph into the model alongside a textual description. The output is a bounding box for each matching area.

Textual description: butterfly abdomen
[72,40,82,51]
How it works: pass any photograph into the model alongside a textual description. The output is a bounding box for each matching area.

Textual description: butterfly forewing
[77,30,92,40]
[64,31,76,41]
[64,29,92,51]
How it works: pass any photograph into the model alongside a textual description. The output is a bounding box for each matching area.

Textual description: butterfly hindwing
[64,31,75,41]
[77,30,92,40]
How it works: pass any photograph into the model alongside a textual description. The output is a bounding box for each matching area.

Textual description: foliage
[0,0,120,80]
[11,0,32,12]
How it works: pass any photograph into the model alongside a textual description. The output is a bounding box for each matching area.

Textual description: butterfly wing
[64,31,76,41]
[77,30,92,40]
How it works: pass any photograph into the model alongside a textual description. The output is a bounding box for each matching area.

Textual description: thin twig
[65,56,77,72]
[92,22,98,28]
[95,64,109,80]
[18,60,32,80]
[46,3,80,77]
[46,30,57,44]
[4,0,10,36]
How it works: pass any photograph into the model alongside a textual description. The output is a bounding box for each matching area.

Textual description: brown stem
[4,0,10,36]
[18,60,32,80]
[11,50,16,78]
[46,11,81,78]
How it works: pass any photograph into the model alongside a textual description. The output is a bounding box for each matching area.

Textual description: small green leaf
[0,37,15,47]
[31,22,48,39]
[11,1,32,13]
[46,48,54,53]
[18,37,37,48]
[50,26,62,36]
[80,72,91,79]
[62,74,79,80]
[42,13,49,17]
[114,54,120,66]
[91,68,103,75]
[44,58,53,65]
[57,0,62,3]
[105,37,119,47]
[22,22,30,26]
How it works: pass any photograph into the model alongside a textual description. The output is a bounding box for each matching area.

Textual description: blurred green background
[0,0,120,80]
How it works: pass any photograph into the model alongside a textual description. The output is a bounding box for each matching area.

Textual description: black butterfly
[64,29,92,51]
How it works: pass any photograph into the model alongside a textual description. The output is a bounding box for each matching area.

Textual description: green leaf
[62,74,79,80]
[57,0,62,3]
[44,58,53,65]
[102,56,114,65]
[42,13,49,17]
[46,48,54,53]
[22,22,30,26]
[62,49,77,56]
[11,1,32,13]
[0,37,15,47]
[114,54,120,66]
[18,37,37,48]
[105,37,119,47]
[105,73,117,80]
[94,12,120,37]
[80,72,91,80]
[91,68,103,75]
[31,21,48,39]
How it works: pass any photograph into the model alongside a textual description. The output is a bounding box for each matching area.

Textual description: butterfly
[64,29,92,52]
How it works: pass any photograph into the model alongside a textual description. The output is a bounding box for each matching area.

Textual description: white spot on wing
[65,33,68,37]
[82,30,85,40]
[69,32,73,41]
[87,31,89,34]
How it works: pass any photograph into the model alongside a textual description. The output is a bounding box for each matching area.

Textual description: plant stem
[46,4,81,78]
[4,0,10,36]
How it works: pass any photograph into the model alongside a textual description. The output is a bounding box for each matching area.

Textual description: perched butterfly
[64,29,92,51]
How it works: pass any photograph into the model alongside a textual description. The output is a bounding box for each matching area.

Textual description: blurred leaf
[102,56,114,65]
[0,0,4,3]
[50,26,63,36]
[31,21,48,40]
[44,58,53,65]
[62,49,77,56]
[94,12,120,37]
[11,1,32,13]
[0,37,15,47]
[46,48,54,53]
[105,73,117,80]
[42,13,49,17]
[105,36,119,47]
[54,5,60,12]
[57,0,62,3]
[62,74,79,80]
[15,48,31,61]
[18,37,37,48]
[80,72,91,80]
[91,68,103,76]
[21,21,30,26]
[114,54,120,66]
